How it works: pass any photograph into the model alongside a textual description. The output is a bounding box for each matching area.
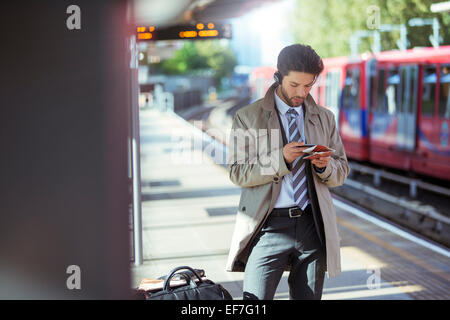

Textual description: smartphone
[295,144,315,148]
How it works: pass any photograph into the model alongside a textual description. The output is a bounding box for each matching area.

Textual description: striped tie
[286,108,309,210]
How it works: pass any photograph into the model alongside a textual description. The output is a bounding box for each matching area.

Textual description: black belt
[270,205,311,218]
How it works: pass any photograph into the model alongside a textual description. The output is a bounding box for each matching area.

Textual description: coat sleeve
[314,112,350,187]
[227,112,291,188]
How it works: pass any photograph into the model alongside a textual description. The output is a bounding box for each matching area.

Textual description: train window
[386,68,400,115]
[367,59,377,112]
[401,68,408,113]
[369,73,376,111]
[323,71,341,123]
[439,65,450,119]
[316,74,323,105]
[400,66,418,115]
[324,73,330,106]
[343,68,360,110]
[422,66,437,116]
[375,68,386,112]
[325,71,341,118]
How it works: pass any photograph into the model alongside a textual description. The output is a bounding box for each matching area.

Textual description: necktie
[286,108,309,210]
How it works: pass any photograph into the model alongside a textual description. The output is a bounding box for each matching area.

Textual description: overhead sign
[136,23,232,41]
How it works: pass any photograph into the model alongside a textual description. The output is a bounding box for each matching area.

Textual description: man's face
[278,71,316,107]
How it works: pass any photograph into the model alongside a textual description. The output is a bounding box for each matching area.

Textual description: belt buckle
[288,207,302,218]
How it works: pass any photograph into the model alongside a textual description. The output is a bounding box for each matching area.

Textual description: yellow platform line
[337,217,450,284]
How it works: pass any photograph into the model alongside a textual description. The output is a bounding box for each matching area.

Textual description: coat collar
[273,88,293,116]
[262,83,320,116]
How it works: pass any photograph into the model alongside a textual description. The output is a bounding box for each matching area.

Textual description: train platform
[131,107,450,300]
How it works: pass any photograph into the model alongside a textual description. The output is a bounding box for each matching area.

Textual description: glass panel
[324,71,341,124]
[401,66,416,114]
[422,66,436,116]
[376,69,386,112]
[343,68,360,110]
[411,66,418,115]
[386,68,399,115]
[369,74,376,111]
[317,76,321,104]
[401,68,407,113]
[439,65,450,119]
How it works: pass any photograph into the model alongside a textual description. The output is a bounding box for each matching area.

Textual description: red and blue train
[249,46,450,181]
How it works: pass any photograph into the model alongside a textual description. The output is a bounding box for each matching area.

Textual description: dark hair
[277,44,324,77]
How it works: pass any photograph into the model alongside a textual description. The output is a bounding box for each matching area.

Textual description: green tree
[289,0,450,58]
[195,41,238,82]
[158,42,209,74]
[157,40,237,86]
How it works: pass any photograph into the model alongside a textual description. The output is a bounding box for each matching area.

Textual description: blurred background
[137,0,450,107]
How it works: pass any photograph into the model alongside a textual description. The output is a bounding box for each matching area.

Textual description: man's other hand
[282,142,308,164]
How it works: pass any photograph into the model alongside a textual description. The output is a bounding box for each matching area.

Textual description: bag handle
[163,266,204,292]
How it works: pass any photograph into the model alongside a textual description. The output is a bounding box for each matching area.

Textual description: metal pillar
[129,35,143,266]
[409,18,442,48]
[374,171,381,187]
[372,30,381,54]
[410,179,418,198]
[350,30,381,57]
[378,24,409,51]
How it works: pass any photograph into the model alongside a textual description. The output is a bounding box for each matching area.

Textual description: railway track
[333,161,450,247]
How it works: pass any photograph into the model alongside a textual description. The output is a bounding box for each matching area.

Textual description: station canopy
[133,0,281,41]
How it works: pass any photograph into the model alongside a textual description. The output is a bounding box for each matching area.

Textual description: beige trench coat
[225,84,349,278]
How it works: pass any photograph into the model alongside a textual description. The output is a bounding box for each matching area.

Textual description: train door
[340,64,368,160]
[342,66,361,132]
[439,64,450,126]
[311,73,322,104]
[415,63,450,180]
[397,65,419,151]
[437,64,450,179]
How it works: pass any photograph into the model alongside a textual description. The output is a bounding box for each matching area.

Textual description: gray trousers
[243,207,326,300]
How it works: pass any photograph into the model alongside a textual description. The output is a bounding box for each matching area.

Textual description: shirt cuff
[313,165,326,173]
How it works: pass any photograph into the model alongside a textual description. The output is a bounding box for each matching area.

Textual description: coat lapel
[303,94,320,144]
[262,84,284,210]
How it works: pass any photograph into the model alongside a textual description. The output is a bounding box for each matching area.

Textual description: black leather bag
[145,266,233,300]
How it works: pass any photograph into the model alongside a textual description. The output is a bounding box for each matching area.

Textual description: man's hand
[282,142,309,164]
[310,156,331,168]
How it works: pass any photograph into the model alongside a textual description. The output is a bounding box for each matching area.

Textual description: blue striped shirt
[273,90,308,209]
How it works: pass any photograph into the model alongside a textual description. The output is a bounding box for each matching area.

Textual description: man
[226,44,349,300]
